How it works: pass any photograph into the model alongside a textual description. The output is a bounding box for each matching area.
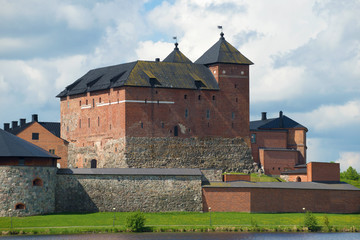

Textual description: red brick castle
[57,32,255,171]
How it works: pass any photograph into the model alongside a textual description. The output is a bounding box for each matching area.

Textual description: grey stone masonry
[0,166,57,217]
[67,136,255,172]
[55,168,202,213]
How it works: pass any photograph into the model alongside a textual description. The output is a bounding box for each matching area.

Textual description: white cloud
[336,152,360,172]
[294,100,360,131]
[56,4,93,30]
[135,41,173,61]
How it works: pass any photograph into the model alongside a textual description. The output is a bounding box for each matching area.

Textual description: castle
[1,32,359,217]
[56,32,254,172]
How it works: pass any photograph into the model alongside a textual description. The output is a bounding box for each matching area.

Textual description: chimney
[261,112,267,120]
[4,123,10,131]
[279,111,284,128]
[12,121,18,129]
[32,114,38,122]
[155,58,160,62]
[20,118,26,127]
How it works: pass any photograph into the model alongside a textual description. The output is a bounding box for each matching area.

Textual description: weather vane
[173,36,177,43]
[217,26,223,33]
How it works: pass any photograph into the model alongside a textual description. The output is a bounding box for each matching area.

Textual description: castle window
[99,97,101,103]
[92,99,95,108]
[86,99,88,105]
[234,84,237,88]
[232,122,234,128]
[15,203,26,210]
[67,126,69,132]
[145,99,147,104]
[18,158,25,166]
[198,95,201,100]
[296,176,302,182]
[79,100,81,106]
[212,96,216,100]
[98,117,100,126]
[91,159,97,168]
[174,126,178,136]
[208,122,210,127]
[79,119,81,128]
[232,112,235,120]
[206,110,210,119]
[161,122,164,128]
[49,149,55,154]
[185,109,188,118]
[32,178,43,186]
[236,98,238,103]
[110,124,112,130]
[32,133,39,140]
[155,90,158,94]
[251,133,256,144]
[157,100,160,105]
[67,101,69,108]
[184,95,187,99]
[141,122,143,128]
[88,118,90,128]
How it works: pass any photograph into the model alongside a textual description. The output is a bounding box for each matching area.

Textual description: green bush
[323,215,332,232]
[125,211,146,232]
[304,211,320,232]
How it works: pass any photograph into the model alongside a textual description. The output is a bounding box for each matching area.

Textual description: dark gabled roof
[203,181,359,191]
[250,112,307,131]
[57,168,202,176]
[57,60,219,97]
[6,121,61,138]
[163,43,192,63]
[0,128,59,158]
[195,32,253,66]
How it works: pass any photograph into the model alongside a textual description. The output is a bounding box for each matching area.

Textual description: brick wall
[203,186,360,213]
[223,174,251,182]
[308,162,340,182]
[287,174,308,182]
[259,149,298,175]
[250,131,287,164]
[16,122,68,168]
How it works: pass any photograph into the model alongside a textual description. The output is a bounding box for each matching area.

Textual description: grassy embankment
[0,212,359,235]
[341,178,360,188]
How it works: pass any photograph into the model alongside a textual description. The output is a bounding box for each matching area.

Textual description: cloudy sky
[1,0,359,171]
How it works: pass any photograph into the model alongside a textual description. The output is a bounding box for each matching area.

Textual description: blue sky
[0,0,359,171]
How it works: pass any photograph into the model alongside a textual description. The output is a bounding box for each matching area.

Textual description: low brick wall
[223,174,251,182]
[203,183,360,213]
[0,166,57,217]
[56,169,202,213]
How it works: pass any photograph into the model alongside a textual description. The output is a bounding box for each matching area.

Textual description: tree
[341,166,359,180]
[125,211,146,232]
[304,211,320,232]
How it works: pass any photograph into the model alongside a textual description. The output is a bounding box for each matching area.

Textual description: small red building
[250,111,308,175]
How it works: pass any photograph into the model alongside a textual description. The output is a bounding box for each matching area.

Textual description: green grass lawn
[341,178,360,188]
[0,212,359,230]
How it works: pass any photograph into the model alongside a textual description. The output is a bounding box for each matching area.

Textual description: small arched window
[79,100,82,106]
[174,126,178,136]
[198,95,201,100]
[33,178,43,186]
[212,96,216,100]
[184,95,187,99]
[91,159,97,168]
[296,176,302,182]
[15,203,26,210]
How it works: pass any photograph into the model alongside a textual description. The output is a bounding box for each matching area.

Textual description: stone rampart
[55,169,202,213]
[0,166,57,217]
[68,137,254,172]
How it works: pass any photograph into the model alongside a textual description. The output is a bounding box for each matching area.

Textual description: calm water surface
[1,232,360,240]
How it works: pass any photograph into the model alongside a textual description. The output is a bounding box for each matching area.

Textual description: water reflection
[1,232,360,240]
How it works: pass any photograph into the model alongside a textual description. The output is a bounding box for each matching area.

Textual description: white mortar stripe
[81,105,91,109]
[96,102,110,107]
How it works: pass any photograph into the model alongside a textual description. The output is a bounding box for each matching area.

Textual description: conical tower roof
[0,128,59,158]
[163,43,192,63]
[195,32,253,66]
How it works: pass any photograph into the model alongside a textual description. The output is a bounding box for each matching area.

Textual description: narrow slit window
[185,109,188,118]
[206,110,210,119]
[198,95,201,100]
[184,95,187,99]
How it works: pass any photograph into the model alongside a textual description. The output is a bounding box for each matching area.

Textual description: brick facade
[307,162,340,182]
[16,122,68,168]
[203,185,360,213]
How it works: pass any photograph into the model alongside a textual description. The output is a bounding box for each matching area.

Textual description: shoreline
[1,225,359,236]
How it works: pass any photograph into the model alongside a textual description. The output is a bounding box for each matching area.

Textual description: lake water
[1,232,360,240]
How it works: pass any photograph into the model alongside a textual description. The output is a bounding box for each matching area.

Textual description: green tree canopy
[340,166,359,180]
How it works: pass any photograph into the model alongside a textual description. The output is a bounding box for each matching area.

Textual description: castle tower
[195,32,253,140]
